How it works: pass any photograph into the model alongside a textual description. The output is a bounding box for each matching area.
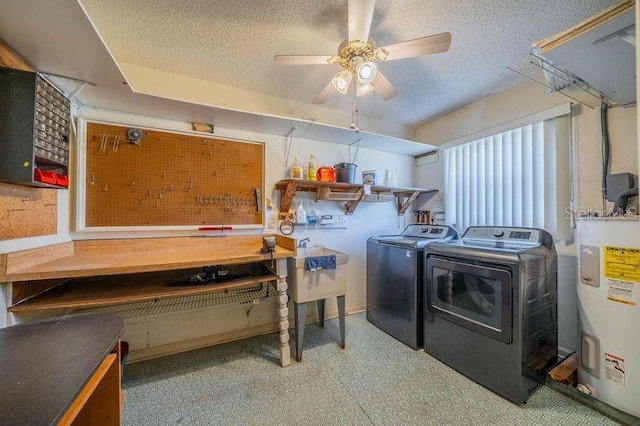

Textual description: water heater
[577,218,640,417]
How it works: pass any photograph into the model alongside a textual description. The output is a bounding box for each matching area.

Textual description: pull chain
[350,100,360,132]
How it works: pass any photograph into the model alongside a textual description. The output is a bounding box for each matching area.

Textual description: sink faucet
[298,238,310,248]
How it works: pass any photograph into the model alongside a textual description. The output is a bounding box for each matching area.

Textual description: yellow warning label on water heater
[604,246,640,283]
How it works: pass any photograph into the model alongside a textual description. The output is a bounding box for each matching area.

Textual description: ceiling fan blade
[370,71,398,100]
[274,55,334,65]
[381,32,452,61]
[348,0,376,42]
[313,81,336,104]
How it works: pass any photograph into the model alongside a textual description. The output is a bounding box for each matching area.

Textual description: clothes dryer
[423,226,558,403]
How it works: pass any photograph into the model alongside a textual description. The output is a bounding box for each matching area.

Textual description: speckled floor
[122,313,617,425]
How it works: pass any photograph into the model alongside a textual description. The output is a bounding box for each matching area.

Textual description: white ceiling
[0,0,623,155]
[78,0,620,128]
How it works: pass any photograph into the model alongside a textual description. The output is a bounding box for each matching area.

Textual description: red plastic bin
[34,168,57,185]
[55,173,69,188]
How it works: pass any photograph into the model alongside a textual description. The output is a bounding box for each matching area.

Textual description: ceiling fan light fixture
[356,83,374,97]
[356,61,377,84]
[373,47,389,62]
[332,70,353,94]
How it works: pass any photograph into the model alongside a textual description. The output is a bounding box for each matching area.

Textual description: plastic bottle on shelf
[296,202,307,224]
[308,154,317,181]
[390,168,397,187]
[307,208,318,226]
[291,156,303,179]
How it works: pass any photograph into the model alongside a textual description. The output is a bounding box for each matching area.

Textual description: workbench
[0,313,124,425]
[0,234,296,367]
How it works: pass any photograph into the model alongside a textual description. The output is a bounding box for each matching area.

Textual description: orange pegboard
[0,182,57,240]
[84,122,264,227]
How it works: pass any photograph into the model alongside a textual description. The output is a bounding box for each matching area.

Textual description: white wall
[414,81,638,351]
[2,105,415,353]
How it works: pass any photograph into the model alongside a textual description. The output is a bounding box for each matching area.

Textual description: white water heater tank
[577,218,640,418]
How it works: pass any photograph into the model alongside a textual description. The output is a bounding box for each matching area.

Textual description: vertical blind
[443,120,560,233]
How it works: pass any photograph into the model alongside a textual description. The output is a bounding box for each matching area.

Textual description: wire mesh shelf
[74,282,277,324]
[507,53,612,108]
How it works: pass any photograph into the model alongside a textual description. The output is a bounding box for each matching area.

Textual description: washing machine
[423,226,558,403]
[366,224,457,349]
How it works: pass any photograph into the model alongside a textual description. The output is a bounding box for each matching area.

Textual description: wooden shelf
[8,263,277,313]
[274,179,437,217]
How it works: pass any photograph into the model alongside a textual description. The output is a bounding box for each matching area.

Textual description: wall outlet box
[606,173,634,202]
[267,215,277,229]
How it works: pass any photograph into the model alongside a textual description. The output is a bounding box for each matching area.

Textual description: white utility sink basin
[291,246,349,268]
[287,246,349,303]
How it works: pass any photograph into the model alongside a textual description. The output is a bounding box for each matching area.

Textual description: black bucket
[334,163,357,183]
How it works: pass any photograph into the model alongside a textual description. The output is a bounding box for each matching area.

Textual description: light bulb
[356,61,377,84]
[331,70,352,94]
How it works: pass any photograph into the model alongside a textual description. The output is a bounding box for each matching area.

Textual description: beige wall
[415,81,638,216]
[415,82,567,146]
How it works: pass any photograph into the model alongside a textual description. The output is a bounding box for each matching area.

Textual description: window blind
[443,119,565,234]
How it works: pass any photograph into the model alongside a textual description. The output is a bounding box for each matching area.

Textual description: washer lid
[372,235,423,248]
[370,224,457,248]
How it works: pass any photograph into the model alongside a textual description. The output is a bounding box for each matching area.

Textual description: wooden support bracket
[316,187,331,201]
[396,190,421,215]
[278,181,298,219]
[345,188,364,215]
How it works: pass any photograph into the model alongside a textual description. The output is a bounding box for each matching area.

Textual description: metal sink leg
[294,301,307,362]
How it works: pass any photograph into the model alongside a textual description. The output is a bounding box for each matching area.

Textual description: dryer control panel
[462,227,542,245]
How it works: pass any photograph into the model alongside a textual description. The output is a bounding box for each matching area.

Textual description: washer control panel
[402,224,454,239]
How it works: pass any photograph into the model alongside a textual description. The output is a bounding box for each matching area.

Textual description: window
[443,118,569,236]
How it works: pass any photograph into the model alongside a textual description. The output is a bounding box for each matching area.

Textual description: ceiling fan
[274,0,451,104]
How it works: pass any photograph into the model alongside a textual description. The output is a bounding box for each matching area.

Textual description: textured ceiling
[79,0,620,128]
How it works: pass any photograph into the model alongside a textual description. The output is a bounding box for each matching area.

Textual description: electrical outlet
[268,215,277,229]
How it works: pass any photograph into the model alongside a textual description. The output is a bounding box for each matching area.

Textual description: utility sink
[287,246,349,304]
[290,246,350,268]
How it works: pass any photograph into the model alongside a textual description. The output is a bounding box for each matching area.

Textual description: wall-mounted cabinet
[274,179,437,217]
[0,67,70,188]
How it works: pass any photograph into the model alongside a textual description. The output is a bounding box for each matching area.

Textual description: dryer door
[426,256,512,343]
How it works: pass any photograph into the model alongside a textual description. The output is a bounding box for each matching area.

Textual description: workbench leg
[276,258,291,367]
[337,295,346,349]
[317,299,325,328]
[294,301,307,362]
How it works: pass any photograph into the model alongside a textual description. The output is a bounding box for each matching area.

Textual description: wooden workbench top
[1,234,297,282]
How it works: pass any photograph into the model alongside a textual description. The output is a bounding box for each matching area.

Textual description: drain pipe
[600,104,611,209]
[613,187,638,214]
